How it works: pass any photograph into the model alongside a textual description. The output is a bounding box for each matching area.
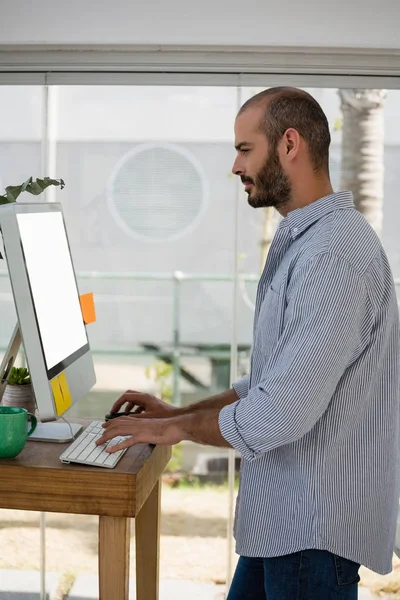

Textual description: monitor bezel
[15,207,90,380]
[0,201,96,422]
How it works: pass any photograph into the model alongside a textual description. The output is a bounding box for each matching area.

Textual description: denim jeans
[227,550,360,600]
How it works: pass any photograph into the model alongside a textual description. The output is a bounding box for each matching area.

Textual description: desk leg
[99,515,130,600]
[135,478,161,600]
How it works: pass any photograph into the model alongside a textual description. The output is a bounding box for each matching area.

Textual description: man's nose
[232,157,243,176]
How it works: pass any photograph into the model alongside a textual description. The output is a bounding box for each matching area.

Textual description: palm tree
[339,89,386,237]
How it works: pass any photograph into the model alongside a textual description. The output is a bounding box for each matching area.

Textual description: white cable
[60,414,75,440]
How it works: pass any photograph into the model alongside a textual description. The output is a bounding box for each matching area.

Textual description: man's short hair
[239,87,331,173]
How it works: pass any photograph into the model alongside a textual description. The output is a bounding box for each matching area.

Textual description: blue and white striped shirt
[219,191,400,574]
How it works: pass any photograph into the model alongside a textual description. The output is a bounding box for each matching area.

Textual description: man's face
[232,107,291,211]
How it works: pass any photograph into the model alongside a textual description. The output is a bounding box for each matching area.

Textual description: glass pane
[2,82,399,600]
[0,86,44,592]
[54,85,238,598]
[238,85,400,597]
[0,86,44,348]
[237,85,400,289]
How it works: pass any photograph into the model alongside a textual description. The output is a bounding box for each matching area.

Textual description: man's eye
[241,149,249,155]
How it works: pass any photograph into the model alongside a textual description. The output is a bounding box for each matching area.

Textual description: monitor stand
[29,421,82,443]
[0,323,82,443]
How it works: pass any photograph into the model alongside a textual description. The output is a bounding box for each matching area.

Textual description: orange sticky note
[50,377,64,416]
[58,372,72,412]
[79,292,96,325]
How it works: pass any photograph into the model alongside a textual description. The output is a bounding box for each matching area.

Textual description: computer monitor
[0,202,96,440]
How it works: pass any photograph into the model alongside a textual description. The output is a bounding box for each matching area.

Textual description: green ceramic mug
[0,406,37,459]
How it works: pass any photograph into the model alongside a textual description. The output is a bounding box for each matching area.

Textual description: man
[97,87,400,599]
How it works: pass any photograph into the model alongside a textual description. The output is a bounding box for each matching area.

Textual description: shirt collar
[280,191,355,240]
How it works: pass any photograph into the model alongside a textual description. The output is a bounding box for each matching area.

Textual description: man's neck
[279,180,334,217]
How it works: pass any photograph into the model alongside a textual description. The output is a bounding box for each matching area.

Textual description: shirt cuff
[232,375,250,399]
[219,400,257,462]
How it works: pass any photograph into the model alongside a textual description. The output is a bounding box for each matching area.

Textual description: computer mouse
[104,412,131,421]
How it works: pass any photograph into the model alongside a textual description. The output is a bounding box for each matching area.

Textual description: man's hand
[96,409,232,453]
[109,390,178,419]
[96,416,183,453]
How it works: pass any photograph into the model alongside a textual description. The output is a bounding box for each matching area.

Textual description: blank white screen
[17,212,88,370]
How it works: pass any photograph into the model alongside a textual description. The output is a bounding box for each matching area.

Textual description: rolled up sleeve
[232,374,250,399]
[219,399,257,461]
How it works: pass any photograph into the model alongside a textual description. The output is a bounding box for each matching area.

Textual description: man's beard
[242,149,291,210]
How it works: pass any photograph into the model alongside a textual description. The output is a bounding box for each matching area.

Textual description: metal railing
[0,269,259,405]
[1,268,399,405]
[77,270,258,405]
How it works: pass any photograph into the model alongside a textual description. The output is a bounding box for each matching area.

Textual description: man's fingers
[110,391,150,415]
[106,437,136,453]
[96,416,161,450]
[110,397,132,414]
[98,418,132,439]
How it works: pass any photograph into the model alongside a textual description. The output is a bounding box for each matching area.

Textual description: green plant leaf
[0,177,65,205]
[7,366,31,385]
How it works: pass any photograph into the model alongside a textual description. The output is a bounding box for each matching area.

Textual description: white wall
[0,0,399,49]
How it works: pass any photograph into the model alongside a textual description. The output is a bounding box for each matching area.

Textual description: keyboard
[59,420,129,468]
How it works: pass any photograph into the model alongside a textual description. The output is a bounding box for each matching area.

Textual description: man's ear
[282,128,301,161]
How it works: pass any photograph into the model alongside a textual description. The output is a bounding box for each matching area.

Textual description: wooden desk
[0,418,171,600]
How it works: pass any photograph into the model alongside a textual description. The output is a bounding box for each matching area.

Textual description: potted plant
[2,366,37,414]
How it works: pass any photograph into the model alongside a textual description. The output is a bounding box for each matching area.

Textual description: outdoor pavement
[0,569,377,599]
[0,570,222,600]
[69,573,219,600]
[0,570,59,600]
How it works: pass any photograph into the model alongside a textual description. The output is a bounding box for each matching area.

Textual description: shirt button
[293,227,298,234]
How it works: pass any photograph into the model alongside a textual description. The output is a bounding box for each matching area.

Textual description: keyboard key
[104,450,124,466]
[59,421,128,469]
[85,445,106,463]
